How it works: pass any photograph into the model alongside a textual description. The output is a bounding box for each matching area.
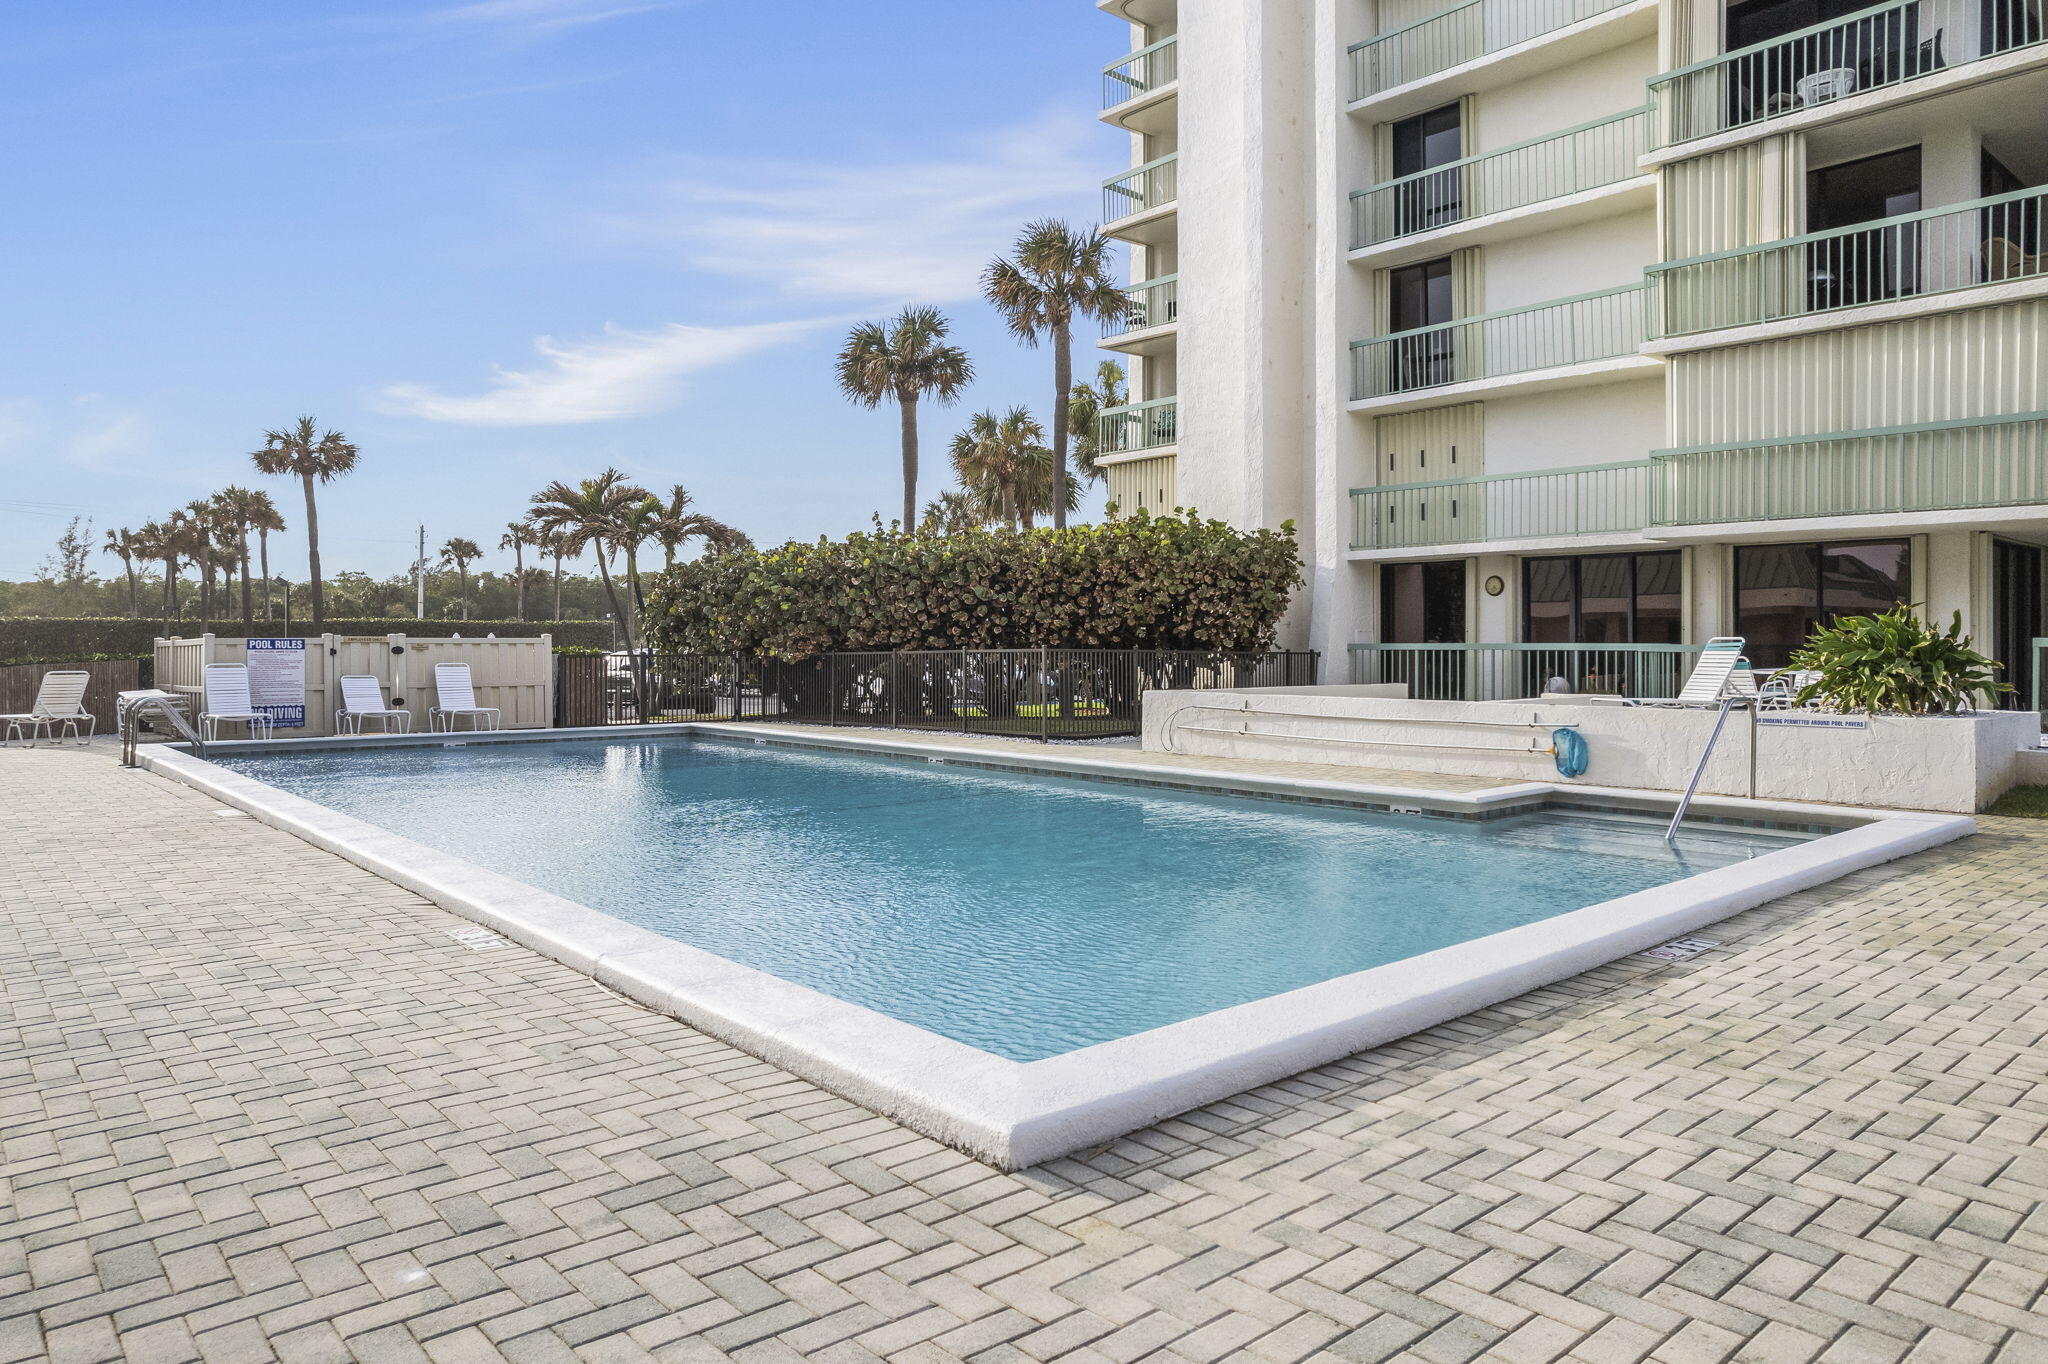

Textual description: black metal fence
[556,648,1319,740]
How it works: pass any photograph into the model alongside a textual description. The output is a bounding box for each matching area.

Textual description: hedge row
[645,511,1303,660]
[0,617,616,664]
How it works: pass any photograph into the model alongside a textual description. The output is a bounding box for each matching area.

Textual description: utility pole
[415,523,427,619]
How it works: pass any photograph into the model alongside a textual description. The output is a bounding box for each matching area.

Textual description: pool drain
[1638,937,1717,962]
[443,925,509,952]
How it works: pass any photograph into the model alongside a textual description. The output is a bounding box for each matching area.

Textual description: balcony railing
[1348,0,1639,100]
[1349,282,1652,401]
[1350,460,1653,549]
[1651,185,2048,335]
[1650,412,2048,525]
[1351,107,1649,249]
[1103,36,1178,110]
[1103,153,1179,225]
[1649,0,2047,147]
[1097,397,1178,455]
[1350,642,1704,701]
[1103,275,1179,339]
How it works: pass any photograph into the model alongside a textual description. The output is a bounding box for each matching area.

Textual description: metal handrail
[1102,35,1179,109]
[1349,282,1653,400]
[1102,153,1180,223]
[1103,274,1180,338]
[119,693,205,767]
[1349,0,1640,99]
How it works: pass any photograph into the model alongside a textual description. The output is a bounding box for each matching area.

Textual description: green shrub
[1789,605,2008,715]
[643,511,1304,660]
[0,617,616,663]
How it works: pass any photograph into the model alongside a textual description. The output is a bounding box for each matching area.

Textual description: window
[1386,257,1455,392]
[1389,104,1462,235]
[1734,540,1911,667]
[1807,147,1921,309]
[1522,553,1684,644]
[1380,560,1466,644]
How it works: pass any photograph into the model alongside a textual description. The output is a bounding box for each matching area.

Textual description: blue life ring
[1552,728,1588,778]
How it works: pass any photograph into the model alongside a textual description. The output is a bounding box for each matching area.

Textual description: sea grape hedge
[643,511,1303,660]
[0,617,613,664]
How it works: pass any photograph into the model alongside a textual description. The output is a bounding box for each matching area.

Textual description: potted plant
[1789,605,2009,715]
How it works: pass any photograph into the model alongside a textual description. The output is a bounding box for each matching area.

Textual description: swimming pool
[215,735,1804,1061]
[161,726,1972,1167]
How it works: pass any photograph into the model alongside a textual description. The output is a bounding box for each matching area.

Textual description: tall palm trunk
[592,548,636,654]
[299,470,325,629]
[459,568,470,621]
[161,558,178,630]
[238,529,253,631]
[512,542,527,622]
[258,530,273,621]
[122,559,138,617]
[551,552,564,619]
[1050,321,1071,530]
[898,390,919,530]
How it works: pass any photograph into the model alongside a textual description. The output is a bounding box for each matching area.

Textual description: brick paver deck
[4,743,2046,1364]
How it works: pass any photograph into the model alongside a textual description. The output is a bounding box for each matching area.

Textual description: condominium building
[1095,0,2047,706]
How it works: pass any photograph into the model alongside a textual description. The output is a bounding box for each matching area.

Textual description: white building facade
[1096,0,2047,706]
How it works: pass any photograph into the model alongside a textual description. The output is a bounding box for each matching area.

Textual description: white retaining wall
[1144,687,2040,813]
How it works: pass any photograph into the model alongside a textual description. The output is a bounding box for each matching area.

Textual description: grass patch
[1988,785,2048,818]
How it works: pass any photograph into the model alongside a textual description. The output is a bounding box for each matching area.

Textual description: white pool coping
[141,725,1974,1169]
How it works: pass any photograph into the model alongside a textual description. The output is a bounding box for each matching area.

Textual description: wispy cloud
[424,0,678,36]
[594,109,1104,304]
[377,318,830,426]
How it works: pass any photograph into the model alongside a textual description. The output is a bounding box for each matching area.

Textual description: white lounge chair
[2,670,95,746]
[429,663,501,732]
[336,675,413,735]
[200,663,276,741]
[1627,638,1748,707]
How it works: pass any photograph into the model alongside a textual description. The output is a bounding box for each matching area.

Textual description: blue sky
[0,0,1121,579]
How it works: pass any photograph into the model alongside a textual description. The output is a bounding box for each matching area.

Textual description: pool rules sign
[245,637,307,729]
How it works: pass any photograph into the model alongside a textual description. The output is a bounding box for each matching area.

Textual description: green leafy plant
[643,510,1304,661]
[1789,604,2008,715]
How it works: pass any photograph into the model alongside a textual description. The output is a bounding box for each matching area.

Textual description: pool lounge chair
[429,662,502,732]
[200,663,277,742]
[336,675,414,735]
[1626,638,1748,707]
[2,670,95,746]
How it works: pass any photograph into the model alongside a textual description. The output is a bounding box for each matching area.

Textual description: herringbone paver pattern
[4,743,2046,1364]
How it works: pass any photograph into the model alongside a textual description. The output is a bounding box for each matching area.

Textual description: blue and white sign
[245,637,307,728]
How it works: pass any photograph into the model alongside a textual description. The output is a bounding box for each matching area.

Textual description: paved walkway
[3,742,2046,1364]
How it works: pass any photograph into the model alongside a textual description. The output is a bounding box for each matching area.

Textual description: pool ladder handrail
[1665,693,1753,843]
[118,691,205,767]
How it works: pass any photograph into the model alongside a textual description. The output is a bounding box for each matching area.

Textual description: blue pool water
[216,738,1811,1061]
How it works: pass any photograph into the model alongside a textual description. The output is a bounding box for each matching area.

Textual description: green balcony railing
[1348,0,1639,100]
[1350,460,1653,550]
[1103,274,1179,339]
[1103,153,1178,225]
[1651,412,2048,525]
[1350,642,1704,701]
[1103,35,1178,110]
[1648,0,2047,147]
[1650,185,2048,335]
[1349,282,1652,401]
[1097,397,1178,455]
[1351,107,1649,249]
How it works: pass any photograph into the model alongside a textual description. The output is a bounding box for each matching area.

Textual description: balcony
[1103,36,1177,113]
[1096,397,1178,456]
[1102,153,1178,230]
[1351,107,1649,252]
[1651,185,2048,336]
[1348,283,1653,403]
[1650,412,2048,526]
[1350,642,1703,701]
[1350,461,1653,550]
[1648,0,2048,148]
[1349,0,1641,102]
[1101,274,1179,343]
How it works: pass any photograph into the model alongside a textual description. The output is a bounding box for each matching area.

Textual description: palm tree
[982,220,1128,529]
[248,492,286,621]
[184,500,224,630]
[949,407,1061,530]
[103,528,141,617]
[921,490,988,536]
[437,537,482,620]
[212,486,267,631]
[1066,360,1127,487]
[250,416,360,629]
[529,470,650,656]
[835,306,974,530]
[533,522,569,620]
[134,521,177,627]
[499,522,534,621]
